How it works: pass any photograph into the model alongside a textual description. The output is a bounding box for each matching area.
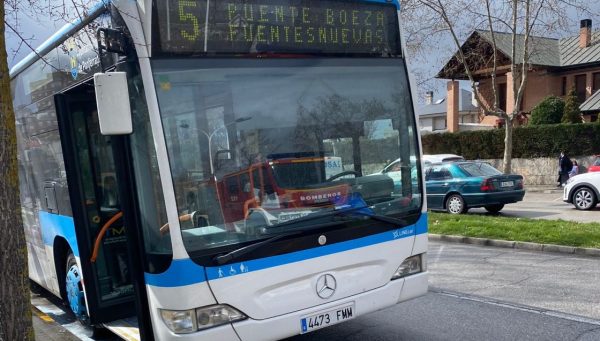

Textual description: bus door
[55,85,135,324]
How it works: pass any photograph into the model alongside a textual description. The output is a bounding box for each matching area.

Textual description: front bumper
[233,271,428,341]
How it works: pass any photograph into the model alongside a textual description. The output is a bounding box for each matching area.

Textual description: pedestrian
[557,151,572,187]
[569,160,579,178]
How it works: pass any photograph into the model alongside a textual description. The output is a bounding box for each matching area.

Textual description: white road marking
[432,245,444,265]
[432,289,600,327]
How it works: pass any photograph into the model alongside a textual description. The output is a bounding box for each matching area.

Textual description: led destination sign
[156,0,400,55]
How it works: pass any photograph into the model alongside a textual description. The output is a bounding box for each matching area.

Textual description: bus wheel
[65,253,87,321]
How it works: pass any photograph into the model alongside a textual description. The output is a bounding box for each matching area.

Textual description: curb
[525,188,563,194]
[429,234,600,257]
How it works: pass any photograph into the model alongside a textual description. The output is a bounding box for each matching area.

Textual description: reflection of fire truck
[217,154,351,224]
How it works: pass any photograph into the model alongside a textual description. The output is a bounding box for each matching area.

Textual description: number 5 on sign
[178,0,201,41]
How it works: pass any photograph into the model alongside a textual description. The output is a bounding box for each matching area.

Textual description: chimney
[580,19,592,48]
[425,91,434,105]
[447,81,459,133]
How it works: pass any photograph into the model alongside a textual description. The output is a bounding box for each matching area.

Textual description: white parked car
[563,172,600,210]
[422,154,465,166]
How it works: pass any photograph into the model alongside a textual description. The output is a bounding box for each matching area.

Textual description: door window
[71,108,133,304]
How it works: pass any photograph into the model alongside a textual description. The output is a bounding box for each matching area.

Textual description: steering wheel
[326,171,361,182]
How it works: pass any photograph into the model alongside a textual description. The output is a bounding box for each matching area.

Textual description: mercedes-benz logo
[316,274,337,299]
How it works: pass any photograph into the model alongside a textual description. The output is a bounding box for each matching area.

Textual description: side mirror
[94,72,132,135]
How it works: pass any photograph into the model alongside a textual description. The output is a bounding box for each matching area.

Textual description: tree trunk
[502,119,513,174]
[0,1,35,340]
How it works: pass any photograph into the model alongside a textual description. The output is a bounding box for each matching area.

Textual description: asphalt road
[288,291,600,341]
[289,240,600,341]
[427,241,600,321]
[467,190,600,223]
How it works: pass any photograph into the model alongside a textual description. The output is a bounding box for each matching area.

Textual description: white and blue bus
[11,0,427,339]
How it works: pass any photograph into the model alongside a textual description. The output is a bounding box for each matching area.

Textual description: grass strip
[428,212,600,249]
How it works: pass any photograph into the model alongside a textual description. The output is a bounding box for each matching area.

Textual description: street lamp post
[200,117,251,175]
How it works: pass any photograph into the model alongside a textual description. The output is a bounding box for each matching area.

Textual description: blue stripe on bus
[146,213,427,287]
[144,258,206,287]
[415,214,428,235]
[205,214,426,280]
[39,212,80,257]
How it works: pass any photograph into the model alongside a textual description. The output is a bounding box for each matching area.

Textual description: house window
[498,83,507,112]
[591,114,598,123]
[561,76,567,96]
[575,74,587,103]
[433,117,446,131]
[593,73,600,93]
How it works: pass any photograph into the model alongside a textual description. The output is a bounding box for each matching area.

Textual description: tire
[484,204,505,214]
[573,187,597,211]
[65,253,88,321]
[445,194,467,214]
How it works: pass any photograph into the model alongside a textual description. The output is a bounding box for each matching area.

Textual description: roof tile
[580,89,600,112]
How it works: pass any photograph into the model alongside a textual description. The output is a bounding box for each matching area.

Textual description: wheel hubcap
[575,190,593,209]
[448,197,462,213]
[66,264,87,319]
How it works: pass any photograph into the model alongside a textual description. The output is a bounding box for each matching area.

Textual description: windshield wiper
[213,205,409,265]
[214,229,304,265]
[337,209,408,226]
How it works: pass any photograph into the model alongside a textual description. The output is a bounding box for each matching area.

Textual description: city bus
[10,0,428,339]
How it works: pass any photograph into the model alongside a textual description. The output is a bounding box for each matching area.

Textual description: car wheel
[484,204,504,214]
[445,194,467,214]
[573,187,597,211]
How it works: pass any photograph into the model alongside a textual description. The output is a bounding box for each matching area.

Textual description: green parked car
[425,161,525,214]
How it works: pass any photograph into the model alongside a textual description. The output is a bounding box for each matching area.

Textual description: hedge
[421,123,600,159]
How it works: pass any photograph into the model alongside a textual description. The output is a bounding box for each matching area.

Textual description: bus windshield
[152,58,421,258]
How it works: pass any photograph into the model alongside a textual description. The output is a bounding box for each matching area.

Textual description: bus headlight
[391,255,422,280]
[160,305,247,334]
[160,309,196,334]
[196,305,246,330]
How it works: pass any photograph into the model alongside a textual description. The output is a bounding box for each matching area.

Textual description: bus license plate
[500,181,514,187]
[300,303,355,334]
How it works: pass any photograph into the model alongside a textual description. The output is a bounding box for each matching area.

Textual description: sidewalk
[524,184,564,193]
[32,307,80,341]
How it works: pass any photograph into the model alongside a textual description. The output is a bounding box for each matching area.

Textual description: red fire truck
[217,154,351,225]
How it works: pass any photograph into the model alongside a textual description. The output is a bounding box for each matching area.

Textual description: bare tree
[405,0,597,173]
[0,0,34,338]
[1,1,100,338]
